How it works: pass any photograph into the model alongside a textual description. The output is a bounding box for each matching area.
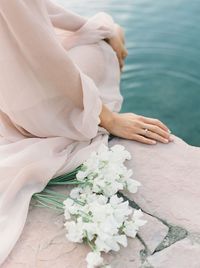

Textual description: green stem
[48,180,85,186]
[42,188,67,197]
[35,196,64,208]
[86,238,96,251]
[32,166,85,211]
[68,196,85,206]
[48,166,82,183]
[35,198,64,212]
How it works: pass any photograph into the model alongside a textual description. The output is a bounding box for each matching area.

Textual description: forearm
[99,104,115,131]
[45,0,87,31]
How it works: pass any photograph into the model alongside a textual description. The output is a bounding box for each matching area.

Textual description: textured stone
[3,135,200,267]
[103,238,144,268]
[2,192,144,268]
[155,225,187,252]
[137,213,168,254]
[144,238,200,268]
[188,232,200,245]
[110,136,200,233]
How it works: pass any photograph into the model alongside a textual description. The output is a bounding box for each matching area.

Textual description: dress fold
[0,0,122,264]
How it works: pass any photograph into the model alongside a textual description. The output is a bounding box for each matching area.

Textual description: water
[57,0,200,146]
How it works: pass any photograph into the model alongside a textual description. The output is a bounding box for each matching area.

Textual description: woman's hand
[101,109,173,145]
[105,23,128,70]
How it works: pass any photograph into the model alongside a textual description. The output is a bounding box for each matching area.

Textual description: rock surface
[144,238,200,268]
[110,136,200,233]
[2,202,144,268]
[2,136,200,267]
[137,213,168,254]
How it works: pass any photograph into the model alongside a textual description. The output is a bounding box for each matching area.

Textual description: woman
[0,0,189,265]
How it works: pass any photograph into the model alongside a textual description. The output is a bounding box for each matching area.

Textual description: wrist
[99,106,117,132]
[105,112,118,133]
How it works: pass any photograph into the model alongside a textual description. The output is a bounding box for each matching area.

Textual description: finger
[120,59,124,69]
[116,52,124,69]
[120,33,125,45]
[119,62,125,72]
[131,134,157,145]
[115,24,125,44]
[143,123,170,140]
[141,117,170,132]
[119,28,125,45]
[140,129,169,144]
[123,49,128,58]
[122,48,128,59]
[122,35,125,45]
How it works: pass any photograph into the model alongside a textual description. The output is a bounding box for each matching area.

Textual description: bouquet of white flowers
[33,144,147,268]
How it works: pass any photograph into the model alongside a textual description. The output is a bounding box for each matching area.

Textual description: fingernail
[168,129,171,133]
[151,140,157,144]
[169,136,174,142]
[164,139,169,143]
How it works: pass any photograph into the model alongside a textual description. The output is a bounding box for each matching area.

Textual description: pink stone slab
[2,197,144,267]
[110,136,200,233]
[138,213,168,254]
[145,238,200,268]
[103,238,144,268]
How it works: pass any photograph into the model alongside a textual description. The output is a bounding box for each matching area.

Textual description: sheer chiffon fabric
[0,0,122,264]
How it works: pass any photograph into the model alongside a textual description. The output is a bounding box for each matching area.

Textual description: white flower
[126,179,141,193]
[63,197,74,207]
[110,144,131,161]
[64,209,71,220]
[70,187,82,199]
[62,144,147,268]
[105,237,120,252]
[98,215,119,235]
[83,222,97,241]
[63,198,75,220]
[123,209,147,238]
[65,221,84,243]
[76,170,88,181]
[123,220,138,238]
[84,152,100,171]
[75,144,136,197]
[95,236,112,253]
[97,144,110,161]
[89,202,112,222]
[86,251,104,268]
[109,194,123,205]
[95,234,127,252]
[113,203,132,224]
[133,209,144,219]
[132,209,147,228]
[114,234,128,247]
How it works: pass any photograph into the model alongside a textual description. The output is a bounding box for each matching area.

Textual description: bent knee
[67,41,113,85]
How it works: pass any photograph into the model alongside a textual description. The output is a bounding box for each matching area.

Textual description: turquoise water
[58,0,200,146]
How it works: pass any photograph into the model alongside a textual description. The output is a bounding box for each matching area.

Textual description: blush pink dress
[0,0,122,264]
[1,0,200,266]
